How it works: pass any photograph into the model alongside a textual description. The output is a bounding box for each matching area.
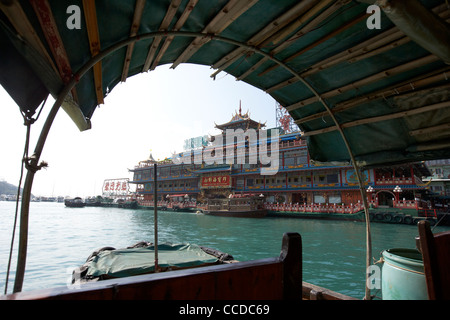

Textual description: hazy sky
[0,64,277,197]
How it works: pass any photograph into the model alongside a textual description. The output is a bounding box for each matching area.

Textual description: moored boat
[116,199,139,209]
[64,197,86,208]
[72,241,236,284]
[84,196,139,209]
[203,195,267,218]
[267,207,450,226]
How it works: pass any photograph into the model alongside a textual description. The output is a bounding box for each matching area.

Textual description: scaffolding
[275,103,300,134]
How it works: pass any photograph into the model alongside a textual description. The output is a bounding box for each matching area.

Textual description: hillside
[0,180,22,195]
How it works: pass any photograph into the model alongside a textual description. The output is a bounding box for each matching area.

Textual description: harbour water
[1,201,449,298]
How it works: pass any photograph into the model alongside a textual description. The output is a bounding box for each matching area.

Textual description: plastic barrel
[381,248,427,300]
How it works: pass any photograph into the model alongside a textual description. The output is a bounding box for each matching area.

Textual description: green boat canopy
[1,0,450,167]
[83,243,220,279]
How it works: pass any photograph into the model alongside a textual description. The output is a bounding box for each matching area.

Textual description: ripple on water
[2,202,447,297]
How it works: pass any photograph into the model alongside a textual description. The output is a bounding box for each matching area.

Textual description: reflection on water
[1,201,448,297]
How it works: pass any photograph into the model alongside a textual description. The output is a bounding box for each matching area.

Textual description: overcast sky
[0,64,277,197]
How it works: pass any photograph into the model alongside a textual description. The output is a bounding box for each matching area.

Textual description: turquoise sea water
[1,201,449,298]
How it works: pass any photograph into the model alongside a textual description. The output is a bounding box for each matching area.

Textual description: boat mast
[154,163,159,272]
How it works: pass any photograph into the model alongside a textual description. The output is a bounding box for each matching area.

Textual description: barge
[203,196,267,218]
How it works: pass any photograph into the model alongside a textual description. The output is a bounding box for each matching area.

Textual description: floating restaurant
[129,108,432,218]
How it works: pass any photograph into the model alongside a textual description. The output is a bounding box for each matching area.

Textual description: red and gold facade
[129,111,431,212]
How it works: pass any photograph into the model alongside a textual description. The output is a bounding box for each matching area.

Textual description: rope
[432,212,449,231]
[374,256,424,275]
[4,123,31,294]
[383,259,424,275]
[4,98,46,295]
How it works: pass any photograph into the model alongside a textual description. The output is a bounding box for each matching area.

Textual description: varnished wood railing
[2,232,358,300]
[3,233,302,300]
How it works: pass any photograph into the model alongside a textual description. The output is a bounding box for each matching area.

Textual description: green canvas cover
[86,243,219,278]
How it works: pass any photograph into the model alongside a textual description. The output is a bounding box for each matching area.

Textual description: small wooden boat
[64,197,86,208]
[203,196,267,218]
[116,199,139,209]
[72,241,236,284]
[6,233,359,301]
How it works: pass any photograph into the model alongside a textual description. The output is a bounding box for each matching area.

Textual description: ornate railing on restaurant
[138,199,422,213]
[139,200,197,209]
[264,202,363,214]
[374,175,425,186]
[375,177,413,185]
[135,199,444,218]
[265,199,425,214]
[279,139,306,149]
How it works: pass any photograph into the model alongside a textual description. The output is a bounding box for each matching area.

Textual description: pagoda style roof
[136,152,175,168]
[215,106,266,131]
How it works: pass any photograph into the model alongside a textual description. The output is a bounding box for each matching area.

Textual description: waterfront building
[129,109,431,214]
[424,159,450,197]
[423,159,450,212]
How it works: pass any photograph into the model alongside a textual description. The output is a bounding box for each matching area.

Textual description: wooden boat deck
[1,233,356,301]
